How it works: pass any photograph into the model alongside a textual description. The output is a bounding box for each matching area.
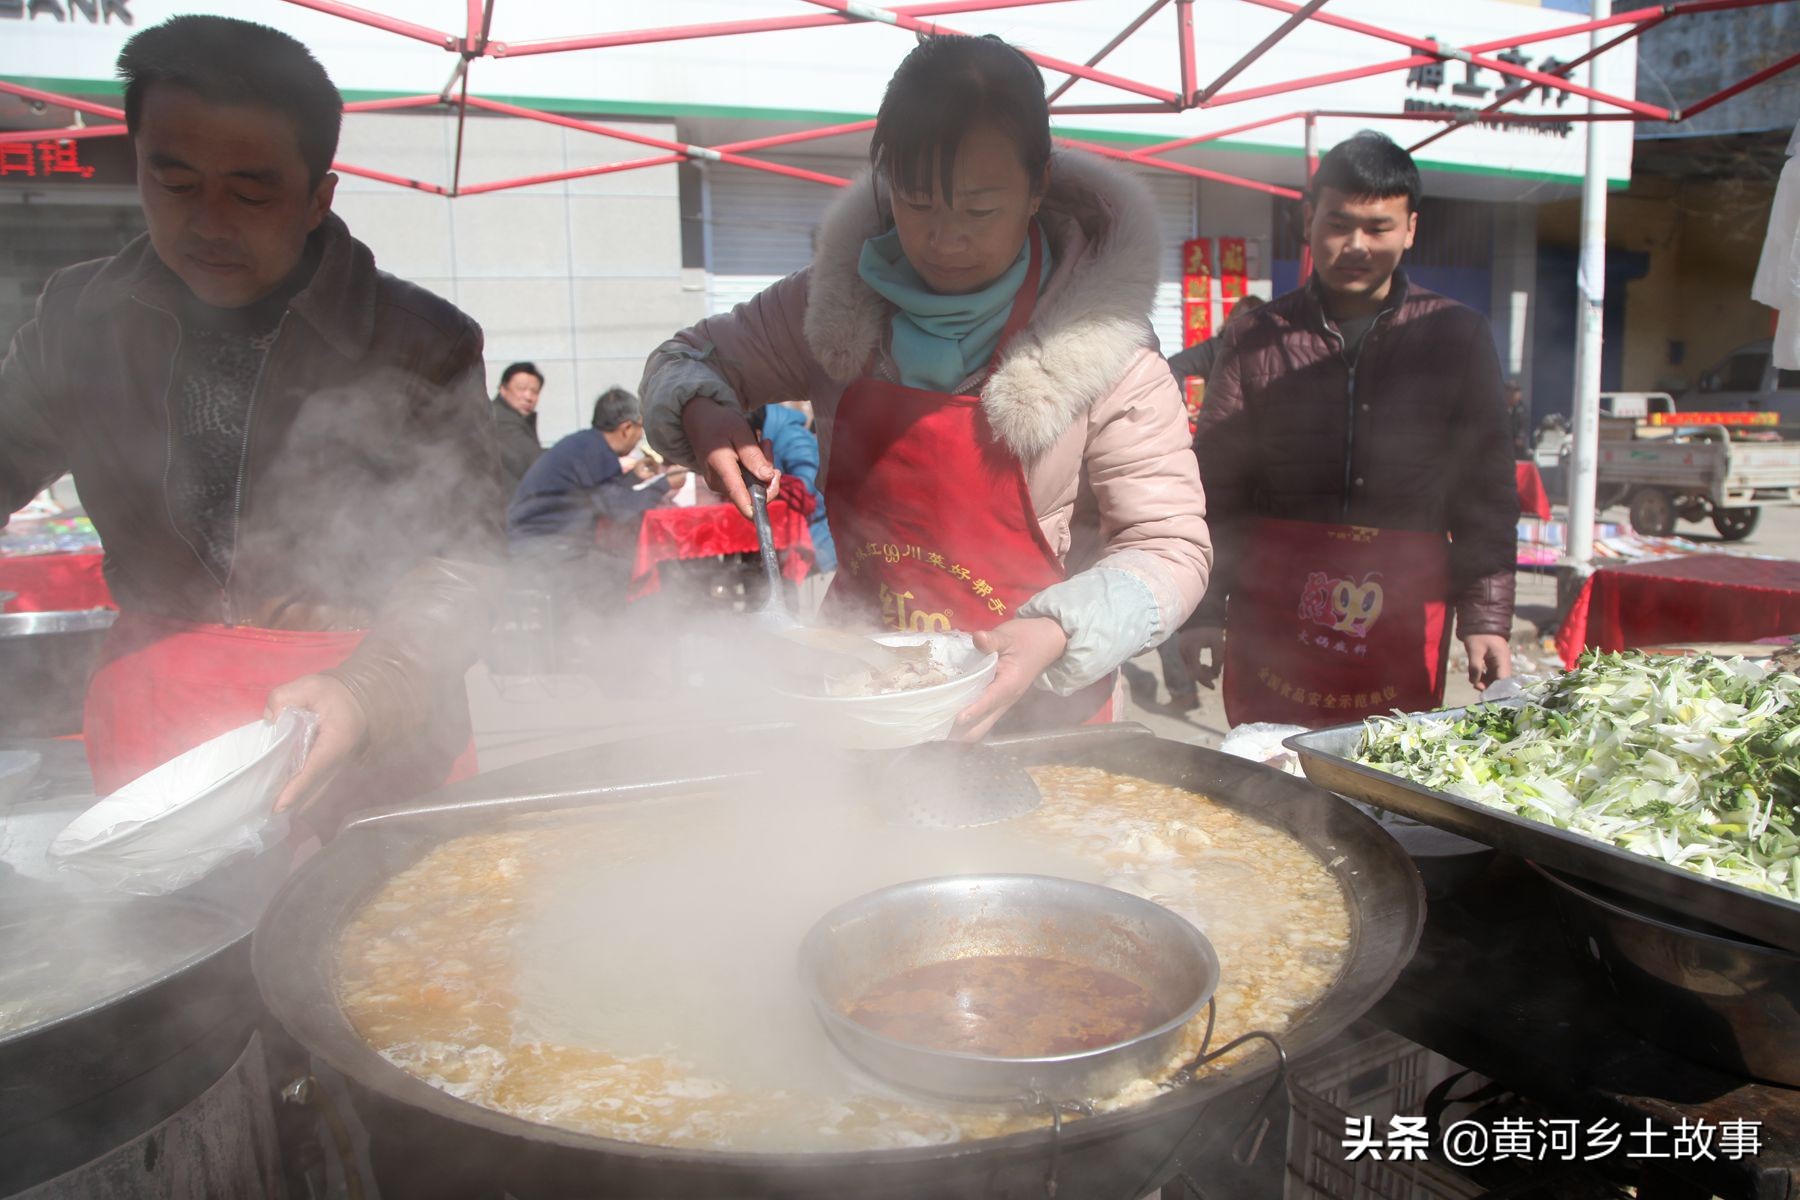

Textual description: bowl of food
[797,873,1220,1102]
[776,632,997,749]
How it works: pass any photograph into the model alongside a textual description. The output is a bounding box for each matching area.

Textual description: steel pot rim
[797,873,1221,1078]
[1528,861,1795,956]
[252,728,1426,1175]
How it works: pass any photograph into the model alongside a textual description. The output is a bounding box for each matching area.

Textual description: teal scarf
[855,227,1049,393]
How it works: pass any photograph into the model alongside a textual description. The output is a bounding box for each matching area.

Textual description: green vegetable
[1356,651,1800,902]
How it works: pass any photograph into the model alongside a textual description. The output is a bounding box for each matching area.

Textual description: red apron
[84,611,477,823]
[1222,517,1452,728]
[821,225,1112,729]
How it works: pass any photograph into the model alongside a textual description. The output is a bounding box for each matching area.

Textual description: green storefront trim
[3,74,1631,189]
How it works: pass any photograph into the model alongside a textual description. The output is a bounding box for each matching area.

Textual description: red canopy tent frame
[1,0,1795,209]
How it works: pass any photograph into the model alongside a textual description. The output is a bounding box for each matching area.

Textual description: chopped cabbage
[1356,652,1800,901]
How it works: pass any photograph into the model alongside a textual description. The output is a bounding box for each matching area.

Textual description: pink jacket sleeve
[1085,348,1213,628]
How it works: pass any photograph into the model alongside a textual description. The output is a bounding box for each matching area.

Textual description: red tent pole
[276,0,460,50]
[490,0,1076,57]
[1136,110,1308,157]
[1209,54,1439,107]
[1177,0,1198,107]
[795,0,1182,103]
[1204,28,1668,118]
[1297,111,1316,284]
[343,95,447,113]
[1234,0,1672,116]
[1196,0,1330,105]
[1059,136,1303,198]
[1676,50,1800,119]
[1049,103,1182,114]
[0,80,123,121]
[333,162,450,194]
[458,154,688,196]
[712,120,879,154]
[1045,0,1172,105]
[465,96,852,185]
[1408,15,1662,154]
[0,124,127,145]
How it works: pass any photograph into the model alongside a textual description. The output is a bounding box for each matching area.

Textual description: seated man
[0,15,504,830]
[507,387,686,610]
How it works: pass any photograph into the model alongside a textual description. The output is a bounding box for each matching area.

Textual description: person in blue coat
[752,401,836,573]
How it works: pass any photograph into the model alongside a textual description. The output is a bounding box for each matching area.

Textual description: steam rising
[510,774,1104,1099]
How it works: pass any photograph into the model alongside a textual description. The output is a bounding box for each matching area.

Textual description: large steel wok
[0,738,287,1195]
[253,724,1425,1200]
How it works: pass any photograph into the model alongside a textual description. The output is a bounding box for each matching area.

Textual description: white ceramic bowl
[777,632,998,750]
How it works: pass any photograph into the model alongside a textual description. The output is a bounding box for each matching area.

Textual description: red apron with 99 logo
[1222,517,1452,728]
[820,225,1111,728]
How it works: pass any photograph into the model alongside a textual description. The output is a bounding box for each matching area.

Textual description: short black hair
[591,387,642,432]
[870,35,1050,204]
[1310,131,1421,212]
[500,362,543,388]
[118,15,343,185]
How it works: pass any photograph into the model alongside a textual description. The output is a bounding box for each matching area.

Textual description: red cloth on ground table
[1514,461,1552,522]
[1555,554,1800,668]
[0,551,114,612]
[629,499,814,600]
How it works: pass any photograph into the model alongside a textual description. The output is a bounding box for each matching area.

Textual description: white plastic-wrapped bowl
[48,709,312,894]
[776,632,997,750]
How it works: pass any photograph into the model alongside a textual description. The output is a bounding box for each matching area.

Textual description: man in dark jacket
[508,388,686,609]
[0,16,504,827]
[492,361,545,491]
[1182,133,1517,727]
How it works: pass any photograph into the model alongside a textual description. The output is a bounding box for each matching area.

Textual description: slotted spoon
[874,739,1042,829]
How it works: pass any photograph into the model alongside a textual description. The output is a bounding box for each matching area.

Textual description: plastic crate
[1284,1028,1486,1200]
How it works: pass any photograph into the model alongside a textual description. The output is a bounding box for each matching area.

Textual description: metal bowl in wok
[799,874,1220,1102]
[253,724,1425,1200]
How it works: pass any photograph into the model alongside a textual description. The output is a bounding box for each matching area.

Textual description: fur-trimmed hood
[802,149,1164,457]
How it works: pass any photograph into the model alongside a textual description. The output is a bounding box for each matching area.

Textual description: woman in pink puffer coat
[642,35,1210,738]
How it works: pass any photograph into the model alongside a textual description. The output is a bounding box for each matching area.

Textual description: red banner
[1649,411,1780,427]
[1181,237,1213,308]
[1218,236,1247,300]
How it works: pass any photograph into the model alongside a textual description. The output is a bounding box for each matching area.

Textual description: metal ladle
[740,471,925,678]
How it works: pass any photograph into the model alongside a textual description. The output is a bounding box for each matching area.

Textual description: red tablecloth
[629,500,814,600]
[1515,460,1552,522]
[1555,554,1800,668]
[0,551,114,612]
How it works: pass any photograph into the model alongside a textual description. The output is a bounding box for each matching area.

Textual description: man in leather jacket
[1181,133,1517,724]
[0,16,504,829]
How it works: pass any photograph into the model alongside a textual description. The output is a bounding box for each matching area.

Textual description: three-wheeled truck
[1534,394,1800,539]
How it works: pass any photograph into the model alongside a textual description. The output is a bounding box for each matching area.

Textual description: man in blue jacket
[507,388,685,607]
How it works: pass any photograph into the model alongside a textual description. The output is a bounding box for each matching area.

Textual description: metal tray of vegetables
[1285,653,1800,954]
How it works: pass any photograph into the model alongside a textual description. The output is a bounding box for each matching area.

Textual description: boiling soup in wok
[335,766,1351,1152]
